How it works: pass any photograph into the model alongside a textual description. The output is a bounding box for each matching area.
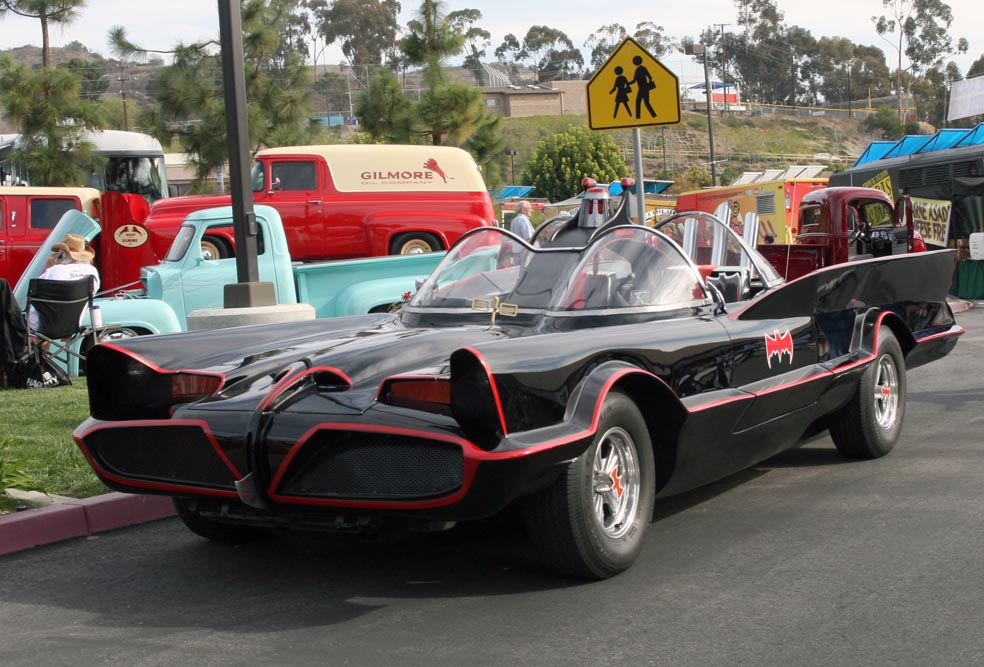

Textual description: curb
[0,492,176,557]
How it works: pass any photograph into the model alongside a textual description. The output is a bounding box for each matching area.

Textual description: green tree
[968,54,984,78]
[313,71,353,116]
[584,23,627,70]
[55,57,109,100]
[449,9,490,86]
[355,67,414,143]
[400,0,497,148]
[725,0,818,105]
[0,57,103,185]
[0,0,86,69]
[109,0,315,185]
[872,0,968,118]
[522,125,627,202]
[862,105,905,138]
[310,0,400,83]
[585,22,674,71]
[495,26,581,82]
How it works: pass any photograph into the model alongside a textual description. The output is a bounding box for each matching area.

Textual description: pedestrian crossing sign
[586,37,681,131]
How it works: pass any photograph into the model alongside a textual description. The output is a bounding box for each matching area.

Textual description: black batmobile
[74,212,963,579]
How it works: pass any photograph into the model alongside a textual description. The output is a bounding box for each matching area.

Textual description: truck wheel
[173,498,266,542]
[829,327,906,459]
[201,237,231,261]
[79,327,141,375]
[391,233,441,255]
[524,391,655,579]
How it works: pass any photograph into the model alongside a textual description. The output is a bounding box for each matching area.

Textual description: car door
[10,196,81,283]
[255,158,326,260]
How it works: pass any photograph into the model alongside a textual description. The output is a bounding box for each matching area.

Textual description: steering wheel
[848,222,870,246]
[612,274,637,306]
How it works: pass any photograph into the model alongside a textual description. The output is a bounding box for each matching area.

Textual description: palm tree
[0,1,87,69]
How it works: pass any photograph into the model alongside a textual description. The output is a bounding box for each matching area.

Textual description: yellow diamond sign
[586,37,681,131]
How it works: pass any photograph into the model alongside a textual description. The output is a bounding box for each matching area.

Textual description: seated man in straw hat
[27,234,101,332]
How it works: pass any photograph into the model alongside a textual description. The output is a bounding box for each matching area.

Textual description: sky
[1,0,981,86]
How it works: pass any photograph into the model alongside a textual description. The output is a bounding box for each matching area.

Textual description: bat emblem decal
[765,329,794,368]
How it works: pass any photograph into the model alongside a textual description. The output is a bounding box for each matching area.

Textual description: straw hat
[51,234,95,263]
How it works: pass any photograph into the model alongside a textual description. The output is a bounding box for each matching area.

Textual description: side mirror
[267,177,281,195]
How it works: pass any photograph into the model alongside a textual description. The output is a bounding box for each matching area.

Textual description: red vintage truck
[0,186,102,285]
[141,144,496,262]
[756,186,925,281]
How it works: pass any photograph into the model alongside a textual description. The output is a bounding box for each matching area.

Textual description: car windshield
[164,225,197,262]
[409,226,708,314]
[653,211,783,287]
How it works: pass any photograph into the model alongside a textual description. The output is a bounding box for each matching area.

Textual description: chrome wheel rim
[591,426,640,539]
[873,354,899,430]
[400,239,431,254]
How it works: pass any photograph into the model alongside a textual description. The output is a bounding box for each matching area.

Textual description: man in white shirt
[509,201,535,241]
[27,234,100,331]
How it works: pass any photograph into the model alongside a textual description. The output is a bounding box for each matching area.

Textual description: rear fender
[332,276,422,316]
[364,211,488,256]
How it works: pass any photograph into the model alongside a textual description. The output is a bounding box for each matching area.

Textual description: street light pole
[688,43,717,187]
[217,0,274,307]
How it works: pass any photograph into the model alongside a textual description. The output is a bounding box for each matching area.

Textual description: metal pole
[633,129,646,224]
[701,49,717,187]
[217,0,273,307]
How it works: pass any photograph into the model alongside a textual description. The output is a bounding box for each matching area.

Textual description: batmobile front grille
[84,425,238,490]
[277,431,464,500]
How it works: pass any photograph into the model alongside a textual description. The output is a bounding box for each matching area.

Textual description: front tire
[524,391,656,579]
[173,498,266,542]
[391,232,441,255]
[829,327,906,459]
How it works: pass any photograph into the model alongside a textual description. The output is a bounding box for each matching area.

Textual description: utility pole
[686,42,716,187]
[714,23,731,115]
[117,64,131,131]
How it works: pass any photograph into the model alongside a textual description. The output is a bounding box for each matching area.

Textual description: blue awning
[853,141,896,166]
[954,122,984,148]
[916,128,972,153]
[882,135,933,159]
[490,185,536,199]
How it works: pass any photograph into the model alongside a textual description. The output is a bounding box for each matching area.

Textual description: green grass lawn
[1,378,108,499]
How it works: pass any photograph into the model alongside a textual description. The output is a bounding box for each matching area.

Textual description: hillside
[497,111,876,192]
[1,46,880,191]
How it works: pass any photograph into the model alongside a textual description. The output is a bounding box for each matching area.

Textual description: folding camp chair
[25,276,96,367]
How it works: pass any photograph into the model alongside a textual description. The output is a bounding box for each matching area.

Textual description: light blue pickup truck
[15,205,444,368]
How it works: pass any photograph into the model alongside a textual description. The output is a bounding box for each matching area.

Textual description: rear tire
[173,498,266,542]
[391,233,441,255]
[829,327,906,459]
[524,391,655,579]
[201,237,231,261]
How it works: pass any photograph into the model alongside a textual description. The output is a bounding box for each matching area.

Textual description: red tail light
[380,378,452,416]
[171,373,223,404]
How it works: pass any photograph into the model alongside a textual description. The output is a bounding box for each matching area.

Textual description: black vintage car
[74,211,962,579]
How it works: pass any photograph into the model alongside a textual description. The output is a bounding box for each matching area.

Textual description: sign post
[586,38,681,223]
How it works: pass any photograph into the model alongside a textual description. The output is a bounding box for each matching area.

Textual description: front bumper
[74,412,587,523]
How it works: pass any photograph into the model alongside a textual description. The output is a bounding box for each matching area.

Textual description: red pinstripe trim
[461,347,509,436]
[97,342,226,390]
[73,419,242,498]
[915,326,965,343]
[257,365,353,412]
[266,422,481,509]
